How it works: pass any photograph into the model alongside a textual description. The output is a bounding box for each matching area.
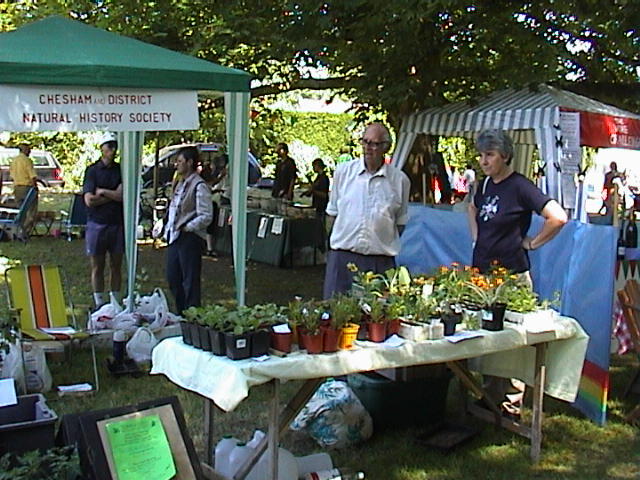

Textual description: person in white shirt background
[164,146,213,313]
[463,163,477,197]
[323,123,410,298]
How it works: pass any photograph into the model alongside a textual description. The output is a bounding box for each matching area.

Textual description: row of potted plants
[349,262,551,335]
[179,263,554,360]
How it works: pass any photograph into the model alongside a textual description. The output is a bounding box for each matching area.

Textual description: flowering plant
[362,295,387,323]
[430,263,474,314]
[463,264,532,309]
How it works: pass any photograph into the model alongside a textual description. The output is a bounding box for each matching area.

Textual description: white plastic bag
[152,218,165,239]
[22,342,52,393]
[126,327,158,363]
[148,303,169,330]
[110,311,139,332]
[0,341,25,394]
[290,378,372,449]
[89,296,123,330]
[136,288,169,316]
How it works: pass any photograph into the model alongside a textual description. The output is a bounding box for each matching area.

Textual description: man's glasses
[360,138,389,149]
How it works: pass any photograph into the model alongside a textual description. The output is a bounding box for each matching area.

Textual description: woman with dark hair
[304,158,330,217]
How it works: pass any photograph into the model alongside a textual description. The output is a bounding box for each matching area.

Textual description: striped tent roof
[400,84,640,136]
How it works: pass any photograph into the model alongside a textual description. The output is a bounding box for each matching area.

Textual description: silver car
[0,147,65,188]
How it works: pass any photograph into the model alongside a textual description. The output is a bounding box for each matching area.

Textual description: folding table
[152,316,588,478]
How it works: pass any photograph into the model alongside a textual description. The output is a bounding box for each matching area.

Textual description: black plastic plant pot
[225,332,252,360]
[251,329,270,357]
[482,304,506,331]
[443,313,461,336]
[209,329,226,356]
[180,321,193,345]
[199,324,212,352]
[190,323,202,349]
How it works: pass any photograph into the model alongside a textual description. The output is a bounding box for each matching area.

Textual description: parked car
[0,147,65,188]
[141,143,262,188]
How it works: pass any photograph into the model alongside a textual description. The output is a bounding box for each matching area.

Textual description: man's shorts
[85,221,125,256]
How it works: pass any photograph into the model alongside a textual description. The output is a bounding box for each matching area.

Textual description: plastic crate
[0,393,57,455]
[347,370,451,430]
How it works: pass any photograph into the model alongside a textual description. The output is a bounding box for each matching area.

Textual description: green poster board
[105,414,176,480]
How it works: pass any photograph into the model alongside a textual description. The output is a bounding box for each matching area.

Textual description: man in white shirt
[323,123,410,298]
[165,146,213,313]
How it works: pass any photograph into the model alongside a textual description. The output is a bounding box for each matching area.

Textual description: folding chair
[0,186,38,241]
[615,280,640,423]
[5,264,99,390]
[59,193,87,241]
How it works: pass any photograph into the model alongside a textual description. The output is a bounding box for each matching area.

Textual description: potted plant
[257,303,291,353]
[202,305,230,356]
[248,303,282,357]
[463,266,515,331]
[364,296,387,342]
[329,294,361,350]
[431,263,473,334]
[399,297,434,342]
[314,300,339,353]
[287,298,306,349]
[297,301,323,354]
[224,306,257,360]
[183,306,205,349]
[386,294,406,337]
[180,307,197,346]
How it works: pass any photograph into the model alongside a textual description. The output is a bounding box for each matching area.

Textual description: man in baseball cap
[82,132,123,309]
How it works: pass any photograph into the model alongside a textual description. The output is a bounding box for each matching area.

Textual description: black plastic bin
[347,370,451,430]
[0,393,58,455]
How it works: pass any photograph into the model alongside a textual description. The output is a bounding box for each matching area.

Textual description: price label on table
[271,217,284,235]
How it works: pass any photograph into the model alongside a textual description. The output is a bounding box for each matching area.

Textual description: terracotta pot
[270,330,293,353]
[386,318,402,337]
[300,332,323,354]
[321,325,340,353]
[367,322,387,342]
[338,323,360,350]
[296,326,307,350]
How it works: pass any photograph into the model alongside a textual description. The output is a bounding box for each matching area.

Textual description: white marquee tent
[392,84,640,212]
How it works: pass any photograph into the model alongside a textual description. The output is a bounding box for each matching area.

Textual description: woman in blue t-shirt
[467,129,568,419]
[468,129,568,278]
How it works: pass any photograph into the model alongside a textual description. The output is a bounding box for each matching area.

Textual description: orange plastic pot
[338,323,360,350]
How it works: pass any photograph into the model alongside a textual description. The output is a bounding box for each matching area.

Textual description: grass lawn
[0,196,639,479]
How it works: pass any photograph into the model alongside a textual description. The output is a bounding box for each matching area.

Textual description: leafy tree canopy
[2,1,639,127]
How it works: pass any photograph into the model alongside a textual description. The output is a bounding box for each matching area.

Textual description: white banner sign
[0,84,199,132]
[559,111,581,174]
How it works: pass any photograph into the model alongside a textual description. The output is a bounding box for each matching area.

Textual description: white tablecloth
[151,316,588,412]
